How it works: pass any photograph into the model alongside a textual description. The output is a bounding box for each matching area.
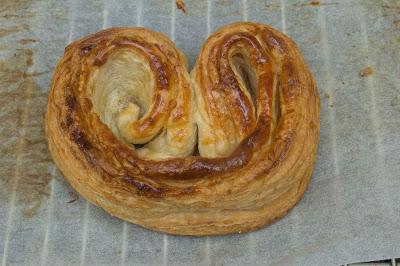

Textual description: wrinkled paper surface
[0,0,399,265]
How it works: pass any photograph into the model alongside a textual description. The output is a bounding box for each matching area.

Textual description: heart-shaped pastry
[46,22,320,235]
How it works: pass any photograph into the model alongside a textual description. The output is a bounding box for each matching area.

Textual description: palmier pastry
[46,22,320,236]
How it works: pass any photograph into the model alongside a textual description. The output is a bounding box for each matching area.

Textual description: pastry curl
[46,23,320,235]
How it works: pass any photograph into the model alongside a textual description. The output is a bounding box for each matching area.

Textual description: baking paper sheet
[1,0,400,265]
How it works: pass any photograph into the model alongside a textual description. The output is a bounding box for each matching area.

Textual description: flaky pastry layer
[46,22,320,235]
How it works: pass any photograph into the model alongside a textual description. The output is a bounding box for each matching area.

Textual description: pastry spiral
[46,22,319,235]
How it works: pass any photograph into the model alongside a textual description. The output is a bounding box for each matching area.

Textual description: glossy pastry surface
[46,22,320,235]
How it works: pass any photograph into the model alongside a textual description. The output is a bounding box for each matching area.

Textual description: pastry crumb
[176,0,186,13]
[309,0,320,6]
[324,93,331,99]
[360,66,374,77]
[67,191,79,203]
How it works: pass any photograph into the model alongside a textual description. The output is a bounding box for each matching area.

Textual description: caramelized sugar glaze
[46,23,320,235]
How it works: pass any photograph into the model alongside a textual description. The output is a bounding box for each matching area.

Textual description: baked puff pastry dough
[46,22,320,236]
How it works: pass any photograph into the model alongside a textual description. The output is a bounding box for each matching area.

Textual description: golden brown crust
[45,22,320,236]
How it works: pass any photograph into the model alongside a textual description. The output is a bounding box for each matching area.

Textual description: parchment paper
[1,0,399,265]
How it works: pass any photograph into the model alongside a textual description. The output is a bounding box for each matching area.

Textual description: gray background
[0,0,399,265]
